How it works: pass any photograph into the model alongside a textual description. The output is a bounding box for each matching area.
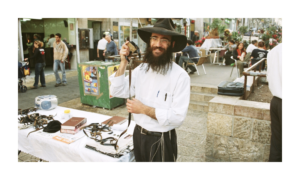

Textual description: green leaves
[239,26,248,35]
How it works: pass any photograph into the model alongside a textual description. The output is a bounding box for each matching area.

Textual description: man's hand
[126,98,157,120]
[120,41,130,63]
[115,42,130,77]
[126,98,145,114]
[24,58,28,61]
[61,60,64,63]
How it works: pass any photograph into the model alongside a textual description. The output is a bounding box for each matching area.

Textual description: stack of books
[60,117,87,135]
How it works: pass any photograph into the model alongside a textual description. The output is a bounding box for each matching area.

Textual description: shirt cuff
[155,108,169,126]
[109,72,125,87]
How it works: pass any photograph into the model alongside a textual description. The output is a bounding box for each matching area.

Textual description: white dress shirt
[246,44,257,53]
[47,38,55,48]
[267,43,282,99]
[97,38,108,50]
[109,62,190,132]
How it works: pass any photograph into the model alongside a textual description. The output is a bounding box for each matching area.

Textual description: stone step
[188,100,209,112]
[190,84,218,94]
[190,92,216,103]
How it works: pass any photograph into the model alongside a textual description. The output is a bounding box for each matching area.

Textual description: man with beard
[109,18,190,162]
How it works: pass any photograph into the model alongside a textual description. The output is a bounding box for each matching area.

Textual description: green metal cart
[77,61,125,110]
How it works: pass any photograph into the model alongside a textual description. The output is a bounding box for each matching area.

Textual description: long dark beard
[142,43,173,75]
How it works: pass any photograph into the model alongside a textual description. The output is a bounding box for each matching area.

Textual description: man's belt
[136,125,164,137]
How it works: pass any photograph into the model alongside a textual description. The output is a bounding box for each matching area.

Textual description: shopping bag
[24,66,30,76]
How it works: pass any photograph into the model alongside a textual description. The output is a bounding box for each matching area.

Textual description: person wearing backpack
[25,40,46,89]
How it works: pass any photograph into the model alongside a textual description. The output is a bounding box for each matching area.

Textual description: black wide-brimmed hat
[43,120,61,133]
[138,18,187,52]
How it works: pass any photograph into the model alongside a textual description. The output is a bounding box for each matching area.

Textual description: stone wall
[205,95,271,162]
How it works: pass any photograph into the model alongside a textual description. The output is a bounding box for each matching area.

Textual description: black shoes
[189,70,196,74]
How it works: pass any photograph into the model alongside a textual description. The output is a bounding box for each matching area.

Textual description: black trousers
[269,96,282,162]
[251,59,265,71]
[133,125,177,162]
[98,50,105,61]
[224,51,233,65]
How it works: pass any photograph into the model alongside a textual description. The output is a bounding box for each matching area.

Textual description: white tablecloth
[18,106,135,162]
[200,39,223,54]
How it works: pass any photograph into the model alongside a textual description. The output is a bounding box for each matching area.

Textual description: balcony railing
[242,58,267,100]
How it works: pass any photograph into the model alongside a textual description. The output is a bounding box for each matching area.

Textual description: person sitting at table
[224,40,236,65]
[178,40,200,74]
[251,41,268,71]
[245,40,258,62]
[233,42,247,77]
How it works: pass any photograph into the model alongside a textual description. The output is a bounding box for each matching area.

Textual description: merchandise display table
[18,106,135,162]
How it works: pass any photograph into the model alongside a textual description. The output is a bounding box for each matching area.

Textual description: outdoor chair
[212,49,227,64]
[183,53,207,75]
[199,49,211,63]
[230,56,240,78]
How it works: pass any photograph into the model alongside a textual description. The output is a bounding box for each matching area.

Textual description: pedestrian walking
[53,33,68,87]
[109,18,190,162]
[267,43,282,162]
[24,40,46,89]
[97,34,108,61]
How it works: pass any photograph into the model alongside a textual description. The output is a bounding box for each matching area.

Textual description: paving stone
[234,106,263,120]
[205,133,214,157]
[233,117,252,140]
[207,112,232,137]
[252,120,271,144]
[209,102,234,115]
[177,155,195,162]
[213,135,230,161]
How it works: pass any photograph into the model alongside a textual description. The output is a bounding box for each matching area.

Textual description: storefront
[18,18,78,70]
[78,18,146,61]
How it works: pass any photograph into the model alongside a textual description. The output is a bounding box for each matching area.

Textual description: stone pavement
[18,75,80,110]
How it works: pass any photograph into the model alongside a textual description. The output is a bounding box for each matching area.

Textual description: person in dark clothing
[251,41,268,70]
[178,40,200,74]
[63,38,73,62]
[224,40,237,65]
[25,40,46,89]
[103,33,118,61]
[192,30,199,43]
[267,43,282,162]
[33,34,40,42]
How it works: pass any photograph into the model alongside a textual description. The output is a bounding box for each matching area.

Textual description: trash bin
[77,61,125,110]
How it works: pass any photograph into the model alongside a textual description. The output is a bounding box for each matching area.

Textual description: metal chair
[184,53,206,75]
[230,56,240,78]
